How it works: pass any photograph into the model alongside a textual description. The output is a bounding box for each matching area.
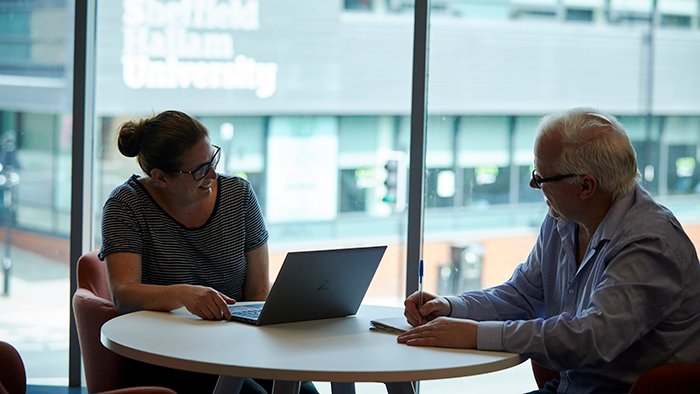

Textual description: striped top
[99,174,269,301]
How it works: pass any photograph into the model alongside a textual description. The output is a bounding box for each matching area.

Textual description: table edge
[101,307,527,382]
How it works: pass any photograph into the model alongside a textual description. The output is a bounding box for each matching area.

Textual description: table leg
[384,381,416,394]
[330,382,356,394]
[272,380,301,394]
[213,376,244,394]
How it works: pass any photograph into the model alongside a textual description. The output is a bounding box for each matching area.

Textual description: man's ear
[578,175,598,200]
[150,168,169,188]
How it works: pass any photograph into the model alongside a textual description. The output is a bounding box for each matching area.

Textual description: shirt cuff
[477,321,505,351]
[445,295,468,318]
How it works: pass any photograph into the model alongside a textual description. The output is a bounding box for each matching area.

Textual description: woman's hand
[106,253,237,320]
[178,284,237,320]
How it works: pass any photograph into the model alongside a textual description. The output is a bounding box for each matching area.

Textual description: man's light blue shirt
[447,184,700,393]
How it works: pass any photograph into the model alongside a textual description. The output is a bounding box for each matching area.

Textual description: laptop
[229,245,387,326]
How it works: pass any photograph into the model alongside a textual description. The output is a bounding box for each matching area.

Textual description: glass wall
[92,1,415,313]
[417,0,700,297]
[0,0,74,385]
[2,0,700,391]
[91,2,414,391]
[422,0,700,392]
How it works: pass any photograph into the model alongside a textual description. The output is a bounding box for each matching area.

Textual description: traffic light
[373,152,407,215]
[383,159,399,204]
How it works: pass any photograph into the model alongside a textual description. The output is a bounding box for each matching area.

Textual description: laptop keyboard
[232,308,262,319]
[229,306,263,323]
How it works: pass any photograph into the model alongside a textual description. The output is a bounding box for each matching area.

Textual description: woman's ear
[149,168,169,188]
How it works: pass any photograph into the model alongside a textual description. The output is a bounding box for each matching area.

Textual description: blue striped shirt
[99,174,268,301]
[449,184,700,393]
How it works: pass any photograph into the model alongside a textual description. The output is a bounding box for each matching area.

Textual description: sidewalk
[0,244,72,386]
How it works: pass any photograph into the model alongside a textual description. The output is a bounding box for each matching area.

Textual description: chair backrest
[2,337,174,394]
[77,250,112,301]
[629,363,700,394]
[73,250,132,394]
[531,359,560,389]
[0,341,26,394]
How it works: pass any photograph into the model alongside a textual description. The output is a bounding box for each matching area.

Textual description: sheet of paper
[369,316,413,334]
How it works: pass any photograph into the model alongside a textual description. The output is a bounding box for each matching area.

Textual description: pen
[418,259,423,308]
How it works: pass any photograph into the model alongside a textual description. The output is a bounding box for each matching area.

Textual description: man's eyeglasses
[176,145,221,181]
[531,169,582,189]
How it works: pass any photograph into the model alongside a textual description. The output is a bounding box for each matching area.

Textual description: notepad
[369,316,413,334]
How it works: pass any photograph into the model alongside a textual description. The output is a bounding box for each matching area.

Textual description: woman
[99,110,318,394]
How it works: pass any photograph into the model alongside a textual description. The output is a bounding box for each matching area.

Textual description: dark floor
[26,385,87,394]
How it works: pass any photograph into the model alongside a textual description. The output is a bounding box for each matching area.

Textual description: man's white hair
[537,107,641,201]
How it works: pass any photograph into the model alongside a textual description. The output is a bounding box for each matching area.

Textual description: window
[3,0,700,391]
[423,0,700,391]
[0,0,73,386]
[93,0,414,336]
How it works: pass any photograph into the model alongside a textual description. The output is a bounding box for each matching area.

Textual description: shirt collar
[593,184,637,243]
[554,184,638,248]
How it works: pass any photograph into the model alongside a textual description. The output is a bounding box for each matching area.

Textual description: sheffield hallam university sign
[121,0,279,98]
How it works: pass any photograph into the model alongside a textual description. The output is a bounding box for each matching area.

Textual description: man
[399,108,700,393]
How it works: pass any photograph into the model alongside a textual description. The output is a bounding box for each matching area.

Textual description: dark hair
[117,110,209,176]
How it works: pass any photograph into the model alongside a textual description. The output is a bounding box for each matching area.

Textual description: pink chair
[532,358,700,393]
[72,250,176,394]
[0,340,174,394]
[628,363,700,394]
[0,340,26,394]
[531,359,559,389]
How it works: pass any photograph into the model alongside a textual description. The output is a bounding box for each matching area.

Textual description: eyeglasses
[531,169,582,189]
[176,145,221,181]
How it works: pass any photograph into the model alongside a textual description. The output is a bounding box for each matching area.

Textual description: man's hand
[179,285,236,320]
[404,291,452,326]
[397,317,478,349]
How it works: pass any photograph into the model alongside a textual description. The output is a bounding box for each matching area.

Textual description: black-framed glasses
[176,145,221,181]
[531,169,582,189]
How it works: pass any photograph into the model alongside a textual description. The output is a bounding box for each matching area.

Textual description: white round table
[101,304,525,393]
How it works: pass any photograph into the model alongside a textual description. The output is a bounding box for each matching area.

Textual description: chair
[0,340,173,394]
[0,340,26,394]
[532,358,700,393]
[531,359,559,389]
[72,250,177,394]
[628,363,700,394]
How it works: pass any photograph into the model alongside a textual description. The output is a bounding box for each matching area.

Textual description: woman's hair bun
[117,118,146,158]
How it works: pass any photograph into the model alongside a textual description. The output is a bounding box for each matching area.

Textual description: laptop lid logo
[316,279,331,291]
